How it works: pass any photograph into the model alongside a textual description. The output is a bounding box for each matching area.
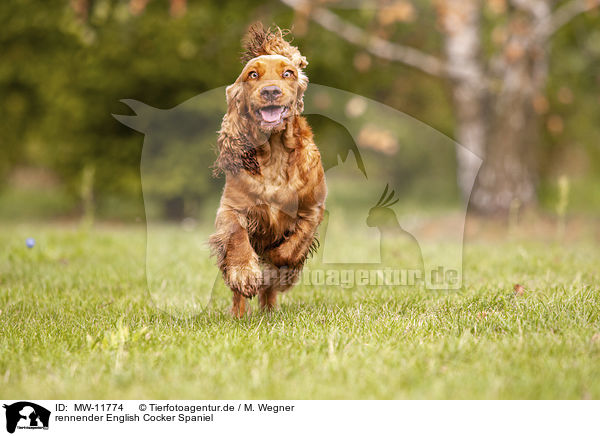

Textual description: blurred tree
[0,0,281,219]
[282,0,600,215]
[1,0,599,219]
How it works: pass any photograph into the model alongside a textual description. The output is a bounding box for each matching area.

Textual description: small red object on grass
[514,284,525,296]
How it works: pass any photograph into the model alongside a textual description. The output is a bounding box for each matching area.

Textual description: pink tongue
[260,106,283,122]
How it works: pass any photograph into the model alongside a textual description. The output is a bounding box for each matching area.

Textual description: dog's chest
[257,134,301,187]
[251,140,302,221]
[260,148,289,186]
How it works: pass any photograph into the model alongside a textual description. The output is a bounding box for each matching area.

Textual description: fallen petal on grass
[514,283,526,296]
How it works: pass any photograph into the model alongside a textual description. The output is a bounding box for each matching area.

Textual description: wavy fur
[209,24,326,317]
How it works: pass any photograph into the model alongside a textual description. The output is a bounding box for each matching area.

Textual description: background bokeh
[1,0,599,222]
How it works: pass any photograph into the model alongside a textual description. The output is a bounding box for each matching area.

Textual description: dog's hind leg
[259,287,278,311]
[258,263,279,311]
[258,266,301,311]
[231,292,249,318]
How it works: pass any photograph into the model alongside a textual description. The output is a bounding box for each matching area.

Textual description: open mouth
[258,105,288,126]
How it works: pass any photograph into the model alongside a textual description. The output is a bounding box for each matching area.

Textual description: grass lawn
[1,221,599,399]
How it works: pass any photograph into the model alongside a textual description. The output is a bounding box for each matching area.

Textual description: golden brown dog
[209,24,326,317]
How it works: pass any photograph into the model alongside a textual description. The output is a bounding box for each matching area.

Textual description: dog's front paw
[224,261,263,297]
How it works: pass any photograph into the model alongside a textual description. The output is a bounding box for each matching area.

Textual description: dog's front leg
[209,209,262,313]
[266,206,324,268]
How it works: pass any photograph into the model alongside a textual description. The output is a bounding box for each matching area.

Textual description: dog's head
[226,23,308,133]
[214,23,309,175]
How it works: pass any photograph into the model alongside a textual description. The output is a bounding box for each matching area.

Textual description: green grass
[1,222,599,399]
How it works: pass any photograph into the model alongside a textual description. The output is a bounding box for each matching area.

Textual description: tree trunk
[470,92,538,214]
[285,0,586,215]
[442,0,549,215]
[440,0,487,206]
[469,1,549,215]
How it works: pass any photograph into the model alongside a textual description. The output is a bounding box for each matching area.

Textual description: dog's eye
[283,70,295,78]
[248,71,259,79]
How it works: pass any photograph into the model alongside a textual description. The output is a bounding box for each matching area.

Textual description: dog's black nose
[260,85,282,101]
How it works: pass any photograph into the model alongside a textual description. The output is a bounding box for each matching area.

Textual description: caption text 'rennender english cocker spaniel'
[209,24,327,318]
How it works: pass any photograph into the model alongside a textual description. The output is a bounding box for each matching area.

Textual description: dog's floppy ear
[214,88,261,177]
[214,128,261,177]
[295,69,308,114]
[225,82,244,114]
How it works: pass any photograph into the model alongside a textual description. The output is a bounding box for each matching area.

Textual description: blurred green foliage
[1,0,599,220]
